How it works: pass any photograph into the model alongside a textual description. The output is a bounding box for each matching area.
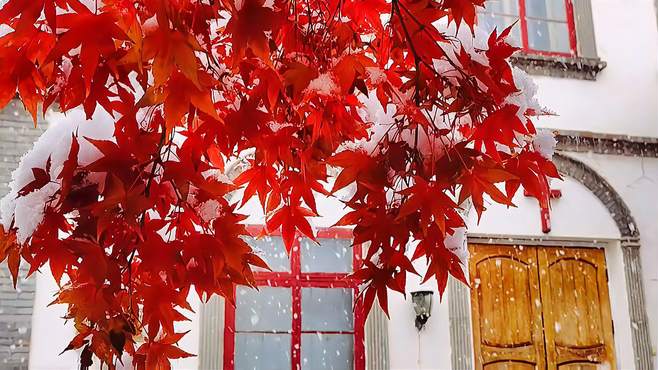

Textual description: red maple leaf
[225,0,282,62]
[48,10,128,91]
[134,332,193,370]
[18,156,52,196]
[266,204,316,252]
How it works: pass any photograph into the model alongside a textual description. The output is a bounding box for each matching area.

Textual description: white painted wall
[170,293,202,370]
[532,0,658,138]
[387,260,452,370]
[468,176,620,239]
[28,269,80,370]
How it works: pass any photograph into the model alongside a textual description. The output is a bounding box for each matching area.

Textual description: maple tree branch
[144,128,168,198]
[395,0,472,83]
[0,0,555,366]
[391,0,422,80]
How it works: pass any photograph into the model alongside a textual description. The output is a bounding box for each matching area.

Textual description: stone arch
[553,153,639,239]
[449,152,654,370]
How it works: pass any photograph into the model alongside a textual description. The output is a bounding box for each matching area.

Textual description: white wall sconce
[411,290,433,330]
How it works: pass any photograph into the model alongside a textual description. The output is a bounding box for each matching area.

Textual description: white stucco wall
[170,294,202,370]
[468,176,620,239]
[532,0,658,138]
[28,269,80,370]
[387,260,452,370]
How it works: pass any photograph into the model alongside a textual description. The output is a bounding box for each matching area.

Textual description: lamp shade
[410,290,433,330]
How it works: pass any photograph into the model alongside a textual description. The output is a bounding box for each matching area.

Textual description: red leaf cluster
[0,0,560,367]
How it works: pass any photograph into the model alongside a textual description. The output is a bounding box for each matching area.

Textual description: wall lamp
[411,290,433,330]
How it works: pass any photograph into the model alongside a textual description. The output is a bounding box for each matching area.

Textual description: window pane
[245,236,290,272]
[477,13,522,47]
[301,334,354,370]
[235,333,291,370]
[301,288,353,331]
[236,287,291,332]
[301,238,352,273]
[525,0,567,21]
[482,0,519,15]
[527,19,570,53]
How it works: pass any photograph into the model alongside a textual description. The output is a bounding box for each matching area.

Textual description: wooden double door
[469,244,616,370]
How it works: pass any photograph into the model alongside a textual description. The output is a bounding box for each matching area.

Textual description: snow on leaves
[0,0,559,368]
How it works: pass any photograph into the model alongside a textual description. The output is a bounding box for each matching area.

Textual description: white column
[621,240,654,370]
[28,270,79,370]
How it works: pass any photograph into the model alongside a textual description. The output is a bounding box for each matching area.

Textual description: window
[478,0,577,56]
[223,229,365,370]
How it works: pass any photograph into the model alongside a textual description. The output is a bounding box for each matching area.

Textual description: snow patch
[196,199,222,223]
[305,73,339,97]
[533,130,557,160]
[351,91,449,161]
[347,91,396,154]
[434,20,491,68]
[269,121,294,133]
[202,169,233,184]
[365,67,387,85]
[506,67,542,121]
[0,108,115,243]
[445,227,468,266]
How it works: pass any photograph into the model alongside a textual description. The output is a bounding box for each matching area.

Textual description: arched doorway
[448,153,653,370]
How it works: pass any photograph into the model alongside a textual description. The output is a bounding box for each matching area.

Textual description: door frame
[447,234,638,370]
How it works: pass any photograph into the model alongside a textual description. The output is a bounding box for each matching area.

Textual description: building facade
[0,103,42,370]
[0,0,657,369]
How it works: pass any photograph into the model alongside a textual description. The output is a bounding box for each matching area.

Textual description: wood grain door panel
[469,245,617,370]
[538,248,616,370]
[469,245,546,370]
[483,361,537,370]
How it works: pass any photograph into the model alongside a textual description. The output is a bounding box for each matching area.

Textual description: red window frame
[223,227,366,370]
[481,0,578,57]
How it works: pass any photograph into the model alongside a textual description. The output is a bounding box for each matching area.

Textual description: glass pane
[236,286,291,332]
[477,13,522,47]
[301,334,354,370]
[483,0,519,15]
[235,333,291,370]
[245,236,290,272]
[525,0,567,21]
[301,288,353,331]
[301,238,352,273]
[527,19,570,53]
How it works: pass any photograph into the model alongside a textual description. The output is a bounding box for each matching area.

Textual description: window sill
[510,53,607,81]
